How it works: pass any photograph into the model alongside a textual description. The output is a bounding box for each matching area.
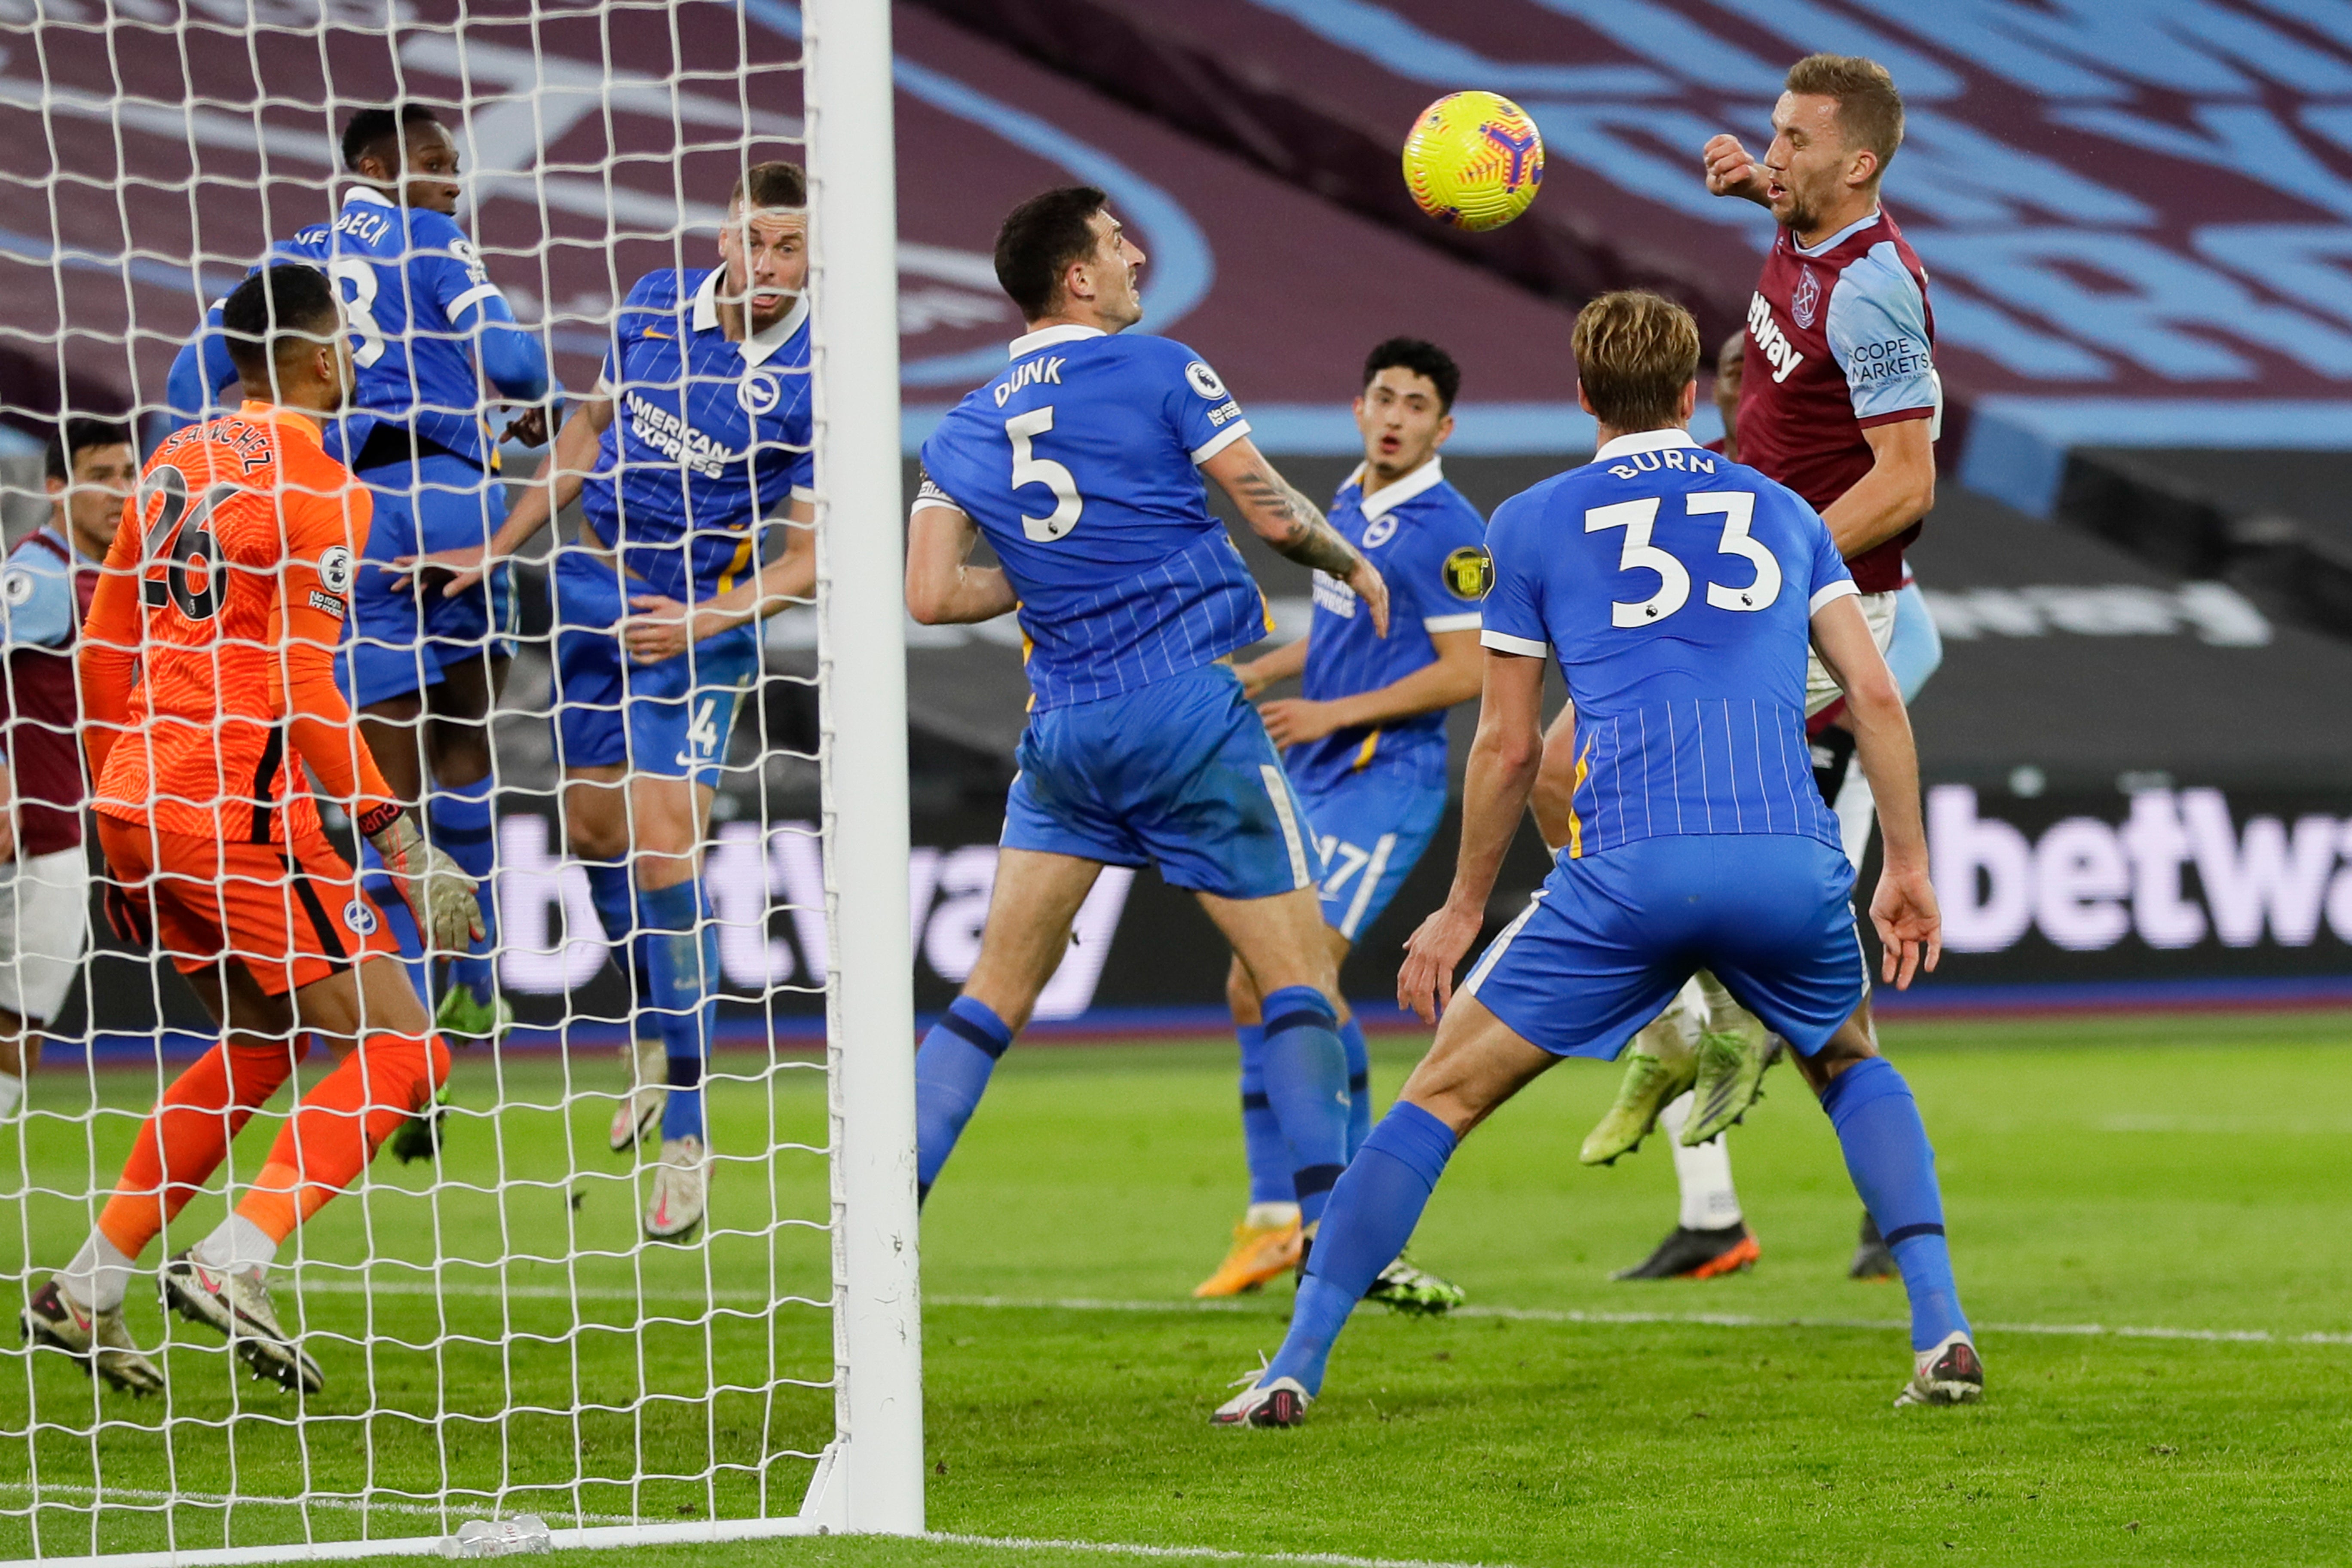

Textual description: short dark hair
[732,160,806,210]
[994,186,1109,322]
[46,416,134,483]
[1572,291,1701,432]
[1784,53,1904,179]
[341,103,442,173]
[1362,337,1461,412]
[220,264,342,385]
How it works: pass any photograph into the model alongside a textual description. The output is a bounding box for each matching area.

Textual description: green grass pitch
[5,1010,2351,1566]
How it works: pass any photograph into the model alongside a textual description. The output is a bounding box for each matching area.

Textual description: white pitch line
[924,1293,2352,1347]
[928,1532,1514,1568]
[0,1482,635,1528]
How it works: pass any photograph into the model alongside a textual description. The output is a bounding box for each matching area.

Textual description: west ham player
[905,187,1387,1244]
[0,420,132,1122]
[1570,54,1951,1283]
[1214,292,1978,1429]
[405,162,818,1240]
[167,103,552,1044]
[24,266,481,1396]
[1194,338,1482,1312]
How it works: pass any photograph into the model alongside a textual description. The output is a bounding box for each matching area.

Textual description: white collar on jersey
[689,267,808,368]
[1008,322,1106,358]
[1346,455,1447,521]
[1790,207,1883,257]
[343,185,395,211]
[1593,427,1703,462]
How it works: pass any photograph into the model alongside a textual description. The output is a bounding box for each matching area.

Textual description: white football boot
[609,1037,668,1154]
[1210,1371,1311,1428]
[160,1251,323,1395]
[1894,1330,1985,1407]
[644,1135,708,1241]
[22,1275,165,1395]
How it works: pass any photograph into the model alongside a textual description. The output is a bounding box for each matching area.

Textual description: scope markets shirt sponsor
[1287,457,1487,795]
[582,267,815,602]
[1737,206,1939,595]
[916,325,1267,710]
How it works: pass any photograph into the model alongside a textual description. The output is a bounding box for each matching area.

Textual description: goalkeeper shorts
[96,815,398,997]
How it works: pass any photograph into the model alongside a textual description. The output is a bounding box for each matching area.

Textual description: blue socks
[1339,1017,1371,1161]
[1258,986,1350,1225]
[1234,1023,1294,1207]
[1267,1101,1457,1395]
[584,858,658,1048]
[640,880,716,1143]
[915,995,1013,1202]
[1821,1056,1971,1352]
[430,775,499,1005]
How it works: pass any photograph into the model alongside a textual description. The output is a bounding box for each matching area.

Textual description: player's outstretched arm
[1201,437,1390,637]
[623,501,816,665]
[1398,649,1545,1022]
[1259,628,1481,747]
[906,490,1017,627]
[1812,594,1940,988]
[1701,133,1773,205]
[1233,632,1308,698]
[393,394,615,597]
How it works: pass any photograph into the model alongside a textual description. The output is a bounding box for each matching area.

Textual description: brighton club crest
[1791,265,1822,330]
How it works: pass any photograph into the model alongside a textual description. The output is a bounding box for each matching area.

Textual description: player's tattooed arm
[1202,438,1390,635]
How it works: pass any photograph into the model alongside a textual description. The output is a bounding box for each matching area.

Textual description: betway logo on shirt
[625,390,739,479]
[1746,292,1806,384]
[1311,569,1357,618]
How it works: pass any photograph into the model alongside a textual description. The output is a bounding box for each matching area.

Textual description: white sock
[1659,1091,1743,1230]
[58,1231,137,1312]
[0,1070,21,1120]
[193,1213,279,1275]
[1244,1201,1301,1230]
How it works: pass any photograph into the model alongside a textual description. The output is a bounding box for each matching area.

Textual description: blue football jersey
[581,267,816,603]
[269,187,508,466]
[1286,459,1487,795]
[1481,428,1854,855]
[916,325,1267,710]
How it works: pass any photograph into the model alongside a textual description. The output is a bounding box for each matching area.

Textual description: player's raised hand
[387,544,490,599]
[367,809,485,954]
[623,594,694,664]
[502,400,557,450]
[1346,557,1391,638]
[1399,900,1483,1023]
[1701,133,1768,203]
[1868,864,1942,990]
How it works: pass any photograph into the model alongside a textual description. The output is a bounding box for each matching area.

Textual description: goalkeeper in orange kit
[19,264,481,1398]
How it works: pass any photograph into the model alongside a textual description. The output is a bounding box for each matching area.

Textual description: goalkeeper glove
[360,805,485,954]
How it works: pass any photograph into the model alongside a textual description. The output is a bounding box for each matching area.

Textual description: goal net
[0,0,920,1558]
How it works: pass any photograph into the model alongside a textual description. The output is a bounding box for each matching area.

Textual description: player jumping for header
[1213,291,1977,1428]
[167,103,552,1050]
[404,162,819,1240]
[905,186,1388,1254]
[24,266,481,1396]
[1196,338,1485,1313]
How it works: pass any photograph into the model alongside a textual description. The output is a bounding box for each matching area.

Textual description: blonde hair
[1785,53,1904,178]
[1572,291,1701,432]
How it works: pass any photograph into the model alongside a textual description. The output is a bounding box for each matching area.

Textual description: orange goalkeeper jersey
[82,402,398,845]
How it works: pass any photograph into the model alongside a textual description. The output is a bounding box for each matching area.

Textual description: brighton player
[1573,54,1951,1282]
[0,420,132,1122]
[905,186,1387,1242]
[1214,291,1978,1429]
[1194,338,1483,1310]
[24,266,479,1396]
[166,103,551,1044]
[404,161,818,1240]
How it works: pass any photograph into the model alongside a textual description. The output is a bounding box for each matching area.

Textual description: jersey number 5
[1584,492,1782,628]
[1005,406,1082,542]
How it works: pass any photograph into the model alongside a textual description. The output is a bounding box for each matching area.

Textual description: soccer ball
[1401,91,1544,232]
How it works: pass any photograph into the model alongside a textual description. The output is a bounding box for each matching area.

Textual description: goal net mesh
[0,0,887,1556]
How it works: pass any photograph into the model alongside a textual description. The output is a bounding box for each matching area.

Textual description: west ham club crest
[1791,265,1821,330]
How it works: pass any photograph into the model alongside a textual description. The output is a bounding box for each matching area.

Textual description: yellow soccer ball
[1401,91,1544,232]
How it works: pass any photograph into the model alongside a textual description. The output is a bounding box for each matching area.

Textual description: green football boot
[435,983,513,1044]
[1363,1253,1466,1316]
[1582,1046,1700,1166]
[1681,1016,1782,1146]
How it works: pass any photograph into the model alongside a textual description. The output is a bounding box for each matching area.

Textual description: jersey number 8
[1006,406,1082,542]
[1584,491,1782,628]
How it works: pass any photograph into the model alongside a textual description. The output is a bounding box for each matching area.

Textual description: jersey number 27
[1585,491,1782,628]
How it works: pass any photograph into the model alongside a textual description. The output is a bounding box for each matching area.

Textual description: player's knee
[1801,1015,1880,1097]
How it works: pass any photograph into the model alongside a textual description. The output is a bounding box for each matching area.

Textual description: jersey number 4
[1006,406,1082,542]
[1584,492,1782,628]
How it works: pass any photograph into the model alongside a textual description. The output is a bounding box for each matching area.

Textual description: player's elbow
[905,576,950,626]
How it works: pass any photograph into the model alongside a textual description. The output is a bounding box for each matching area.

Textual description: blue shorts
[549,550,758,788]
[1002,662,1320,902]
[1295,772,1446,942]
[1461,833,1865,1060]
[340,453,515,708]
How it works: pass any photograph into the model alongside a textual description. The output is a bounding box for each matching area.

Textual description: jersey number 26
[1585,491,1782,628]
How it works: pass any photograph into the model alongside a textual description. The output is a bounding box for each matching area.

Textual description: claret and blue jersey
[916,325,1267,710]
[1480,428,1855,858]
[580,266,816,605]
